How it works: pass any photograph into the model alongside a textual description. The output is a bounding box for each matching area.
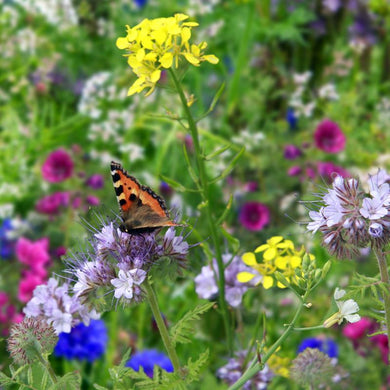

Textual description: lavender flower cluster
[23,278,99,334]
[194,254,254,307]
[69,221,189,306]
[308,169,390,258]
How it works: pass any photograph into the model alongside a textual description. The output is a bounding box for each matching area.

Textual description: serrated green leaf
[170,302,215,346]
[0,371,13,386]
[49,371,81,390]
[183,350,209,384]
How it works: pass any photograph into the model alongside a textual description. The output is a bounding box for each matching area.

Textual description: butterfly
[110,161,178,234]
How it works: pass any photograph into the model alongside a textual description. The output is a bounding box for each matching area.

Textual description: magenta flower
[16,237,50,270]
[18,272,46,303]
[86,195,100,206]
[288,166,302,176]
[317,162,350,183]
[36,191,70,215]
[42,148,74,183]
[314,119,346,153]
[342,317,372,340]
[0,292,23,335]
[284,144,302,160]
[239,202,270,231]
[86,174,104,189]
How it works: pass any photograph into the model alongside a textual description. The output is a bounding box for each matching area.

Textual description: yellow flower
[116,14,219,96]
[237,236,313,290]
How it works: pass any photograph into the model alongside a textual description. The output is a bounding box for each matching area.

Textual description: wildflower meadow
[2,0,390,389]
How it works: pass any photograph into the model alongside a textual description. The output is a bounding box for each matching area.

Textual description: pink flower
[15,237,50,269]
[42,148,74,183]
[239,202,270,231]
[288,166,302,176]
[343,317,372,340]
[314,119,346,153]
[371,334,389,364]
[317,162,350,183]
[18,272,45,303]
[86,195,100,206]
[0,292,23,335]
[36,191,70,215]
[284,144,302,160]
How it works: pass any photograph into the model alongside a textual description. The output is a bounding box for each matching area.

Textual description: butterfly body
[110,161,177,234]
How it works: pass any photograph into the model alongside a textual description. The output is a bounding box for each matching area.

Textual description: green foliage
[170,302,215,346]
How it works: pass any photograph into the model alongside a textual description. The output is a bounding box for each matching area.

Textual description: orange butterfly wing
[110,161,176,233]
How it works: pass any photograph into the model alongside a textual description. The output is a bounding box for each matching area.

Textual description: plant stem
[33,341,58,385]
[229,292,309,390]
[169,68,233,354]
[144,278,181,372]
[373,247,390,365]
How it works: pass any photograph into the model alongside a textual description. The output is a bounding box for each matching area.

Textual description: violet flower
[239,202,270,231]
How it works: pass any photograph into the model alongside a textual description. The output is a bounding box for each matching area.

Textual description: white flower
[111,270,135,299]
[324,288,360,328]
[318,83,339,100]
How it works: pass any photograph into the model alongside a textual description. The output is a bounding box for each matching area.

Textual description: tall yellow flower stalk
[116,13,219,96]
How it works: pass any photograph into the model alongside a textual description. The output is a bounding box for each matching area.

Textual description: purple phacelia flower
[306,169,390,258]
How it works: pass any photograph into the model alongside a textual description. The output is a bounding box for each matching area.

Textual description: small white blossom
[111,270,135,299]
[324,288,360,328]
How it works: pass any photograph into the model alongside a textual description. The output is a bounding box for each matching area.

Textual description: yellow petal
[150,69,161,83]
[262,276,274,289]
[191,43,200,56]
[263,247,277,261]
[254,244,269,253]
[174,13,189,22]
[268,236,284,245]
[160,52,173,68]
[237,272,255,283]
[290,256,301,268]
[136,48,145,62]
[275,256,287,269]
[116,37,129,49]
[276,281,287,289]
[181,27,191,43]
[203,54,219,64]
[242,252,257,266]
[183,52,200,66]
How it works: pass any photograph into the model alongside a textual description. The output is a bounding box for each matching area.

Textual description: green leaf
[216,195,233,226]
[170,302,215,346]
[220,227,240,253]
[183,350,209,385]
[0,371,13,386]
[204,144,231,161]
[49,371,81,390]
[197,83,225,121]
[209,146,245,184]
[159,175,199,193]
[182,144,199,187]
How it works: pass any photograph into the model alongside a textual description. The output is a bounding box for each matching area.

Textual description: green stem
[373,247,390,365]
[292,325,324,331]
[33,342,58,385]
[144,278,181,372]
[229,291,309,390]
[169,68,233,354]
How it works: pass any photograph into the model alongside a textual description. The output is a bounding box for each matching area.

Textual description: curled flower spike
[306,169,390,258]
[323,288,360,328]
[116,13,219,96]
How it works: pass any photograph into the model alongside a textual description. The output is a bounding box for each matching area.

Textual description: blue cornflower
[286,108,298,130]
[126,349,173,378]
[0,218,14,259]
[54,319,108,362]
[297,337,338,359]
[134,0,147,8]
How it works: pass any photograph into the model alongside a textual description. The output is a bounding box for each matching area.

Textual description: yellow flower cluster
[116,13,219,96]
[237,236,313,289]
